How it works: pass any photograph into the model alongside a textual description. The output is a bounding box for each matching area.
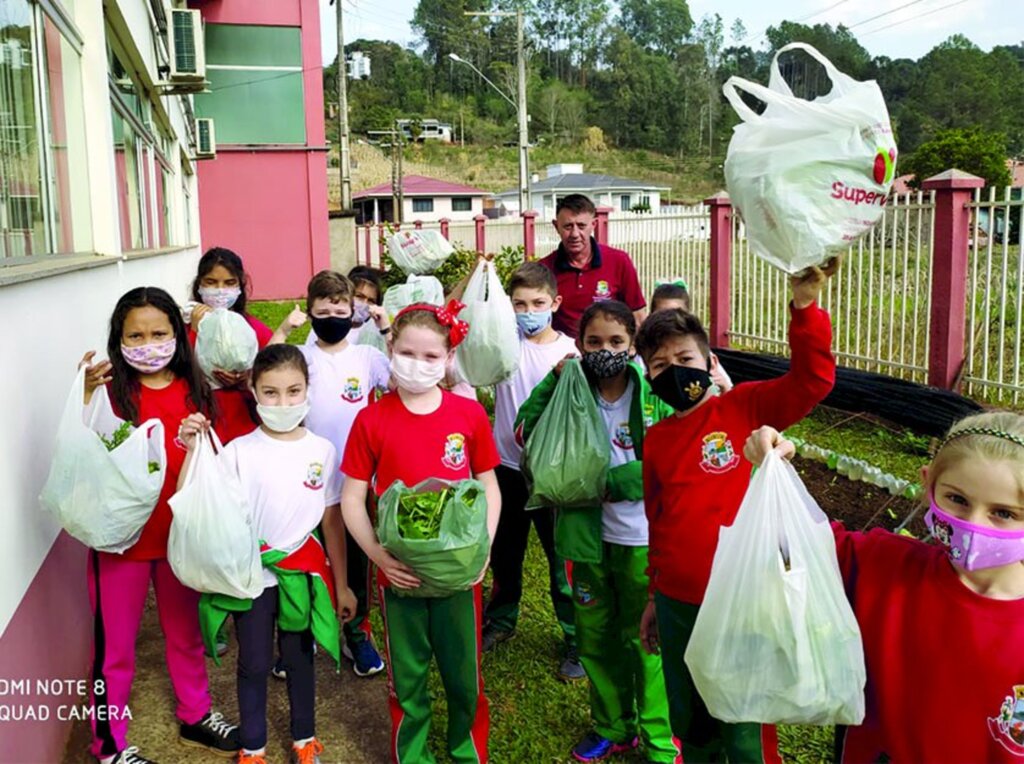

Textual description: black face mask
[311,315,353,344]
[582,349,630,379]
[648,363,714,412]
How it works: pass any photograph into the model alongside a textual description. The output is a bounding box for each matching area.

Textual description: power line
[845,0,934,30]
[739,0,853,47]
[858,0,972,37]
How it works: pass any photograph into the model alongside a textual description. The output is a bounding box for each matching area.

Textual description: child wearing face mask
[743,412,1024,763]
[178,344,357,764]
[650,279,733,392]
[340,302,502,764]
[77,287,239,764]
[514,300,678,764]
[271,270,391,678]
[633,263,838,764]
[304,265,391,348]
[482,262,579,674]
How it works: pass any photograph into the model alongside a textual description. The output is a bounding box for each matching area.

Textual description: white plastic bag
[722,42,897,274]
[39,368,166,553]
[382,274,445,321]
[684,451,866,725]
[455,260,520,386]
[195,309,259,379]
[168,430,263,599]
[388,229,454,275]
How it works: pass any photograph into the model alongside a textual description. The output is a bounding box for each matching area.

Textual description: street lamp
[449,47,530,215]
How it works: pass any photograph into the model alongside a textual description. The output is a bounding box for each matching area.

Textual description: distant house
[493,164,671,218]
[353,175,489,224]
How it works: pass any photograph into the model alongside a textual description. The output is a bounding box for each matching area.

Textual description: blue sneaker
[571,732,639,762]
[342,638,385,677]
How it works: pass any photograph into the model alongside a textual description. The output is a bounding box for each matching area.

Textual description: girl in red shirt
[78,287,238,764]
[744,411,1024,763]
[340,302,502,764]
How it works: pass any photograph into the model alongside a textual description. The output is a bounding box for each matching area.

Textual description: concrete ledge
[0,255,119,288]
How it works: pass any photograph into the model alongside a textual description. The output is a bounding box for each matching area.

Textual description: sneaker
[571,732,639,762]
[179,711,240,757]
[238,752,267,764]
[558,644,586,682]
[271,656,287,681]
[103,747,158,764]
[481,623,515,652]
[342,639,385,677]
[291,738,324,764]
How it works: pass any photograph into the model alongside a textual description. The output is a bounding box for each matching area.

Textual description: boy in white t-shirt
[304,266,390,349]
[483,262,582,679]
[178,344,357,764]
[273,271,391,678]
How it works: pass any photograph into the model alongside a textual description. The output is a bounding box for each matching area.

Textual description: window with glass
[620,194,632,211]
[413,198,434,213]
[452,196,472,212]
[1,0,91,261]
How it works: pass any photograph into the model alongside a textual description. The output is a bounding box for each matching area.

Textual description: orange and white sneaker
[291,738,324,764]
[237,750,267,764]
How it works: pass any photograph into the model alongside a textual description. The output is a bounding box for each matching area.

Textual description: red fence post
[595,206,613,246]
[439,218,451,240]
[377,223,385,264]
[521,210,537,260]
[923,169,985,390]
[414,219,423,230]
[363,224,371,266]
[705,192,732,349]
[474,214,487,254]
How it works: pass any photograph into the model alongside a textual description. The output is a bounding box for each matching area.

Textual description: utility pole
[335,0,352,210]
[396,122,405,224]
[370,125,405,224]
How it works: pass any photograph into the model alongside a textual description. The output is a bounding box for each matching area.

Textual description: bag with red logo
[455,259,520,386]
[684,451,866,725]
[388,229,455,275]
[722,42,897,274]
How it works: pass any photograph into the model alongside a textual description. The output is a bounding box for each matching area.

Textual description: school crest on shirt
[341,376,364,403]
[613,422,634,450]
[593,280,611,301]
[988,685,1024,755]
[441,433,467,470]
[699,431,740,474]
[303,462,325,491]
[642,403,655,429]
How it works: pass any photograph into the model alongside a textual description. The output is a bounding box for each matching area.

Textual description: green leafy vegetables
[397,486,480,540]
[98,421,160,474]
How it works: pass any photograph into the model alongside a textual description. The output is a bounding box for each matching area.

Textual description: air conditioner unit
[169,9,205,82]
[195,118,216,159]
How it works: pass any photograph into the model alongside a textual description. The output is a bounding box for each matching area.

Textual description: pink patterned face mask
[121,338,177,373]
[926,500,1024,571]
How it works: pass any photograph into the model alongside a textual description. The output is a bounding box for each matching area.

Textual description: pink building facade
[191,0,330,300]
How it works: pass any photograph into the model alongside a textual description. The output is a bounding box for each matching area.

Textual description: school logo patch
[642,402,655,429]
[341,376,364,403]
[612,422,634,450]
[593,280,611,301]
[988,685,1024,756]
[441,433,467,470]
[699,431,740,474]
[304,461,325,490]
[575,581,598,607]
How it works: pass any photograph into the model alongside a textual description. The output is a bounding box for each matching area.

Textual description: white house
[353,174,489,224]
[493,163,672,218]
[0,1,206,759]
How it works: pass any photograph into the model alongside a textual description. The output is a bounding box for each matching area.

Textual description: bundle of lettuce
[376,478,489,598]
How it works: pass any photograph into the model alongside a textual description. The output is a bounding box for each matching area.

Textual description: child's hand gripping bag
[168,430,263,599]
[382,274,445,322]
[195,308,259,380]
[376,478,490,598]
[684,451,866,725]
[455,260,520,386]
[388,229,455,275]
[722,42,897,274]
[40,367,167,553]
[522,359,609,510]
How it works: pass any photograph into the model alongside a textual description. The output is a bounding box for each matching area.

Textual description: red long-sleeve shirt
[834,525,1024,763]
[642,302,835,604]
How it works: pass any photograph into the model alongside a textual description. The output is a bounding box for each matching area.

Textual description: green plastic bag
[376,478,489,598]
[522,359,609,509]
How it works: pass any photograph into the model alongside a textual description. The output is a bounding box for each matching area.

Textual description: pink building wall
[193,0,330,300]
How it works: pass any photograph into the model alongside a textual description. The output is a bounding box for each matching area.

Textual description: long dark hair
[107,287,216,424]
[190,247,250,314]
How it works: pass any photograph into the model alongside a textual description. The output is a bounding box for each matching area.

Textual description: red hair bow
[395,299,471,348]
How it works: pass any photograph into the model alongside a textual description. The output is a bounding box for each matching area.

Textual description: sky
[319,0,1022,65]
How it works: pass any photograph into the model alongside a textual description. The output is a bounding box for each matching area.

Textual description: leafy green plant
[397,486,481,540]
[98,421,160,473]
[380,236,525,295]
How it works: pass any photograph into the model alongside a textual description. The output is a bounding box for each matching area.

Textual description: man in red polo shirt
[538,194,647,338]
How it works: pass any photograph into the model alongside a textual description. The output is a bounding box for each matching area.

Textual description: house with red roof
[353,174,490,224]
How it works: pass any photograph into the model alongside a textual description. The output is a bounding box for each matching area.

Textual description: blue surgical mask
[516,309,552,337]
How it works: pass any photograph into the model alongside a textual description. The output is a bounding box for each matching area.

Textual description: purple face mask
[121,338,177,374]
[925,500,1024,571]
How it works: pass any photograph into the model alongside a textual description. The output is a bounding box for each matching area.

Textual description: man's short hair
[556,194,596,217]
[508,262,558,299]
[635,309,711,364]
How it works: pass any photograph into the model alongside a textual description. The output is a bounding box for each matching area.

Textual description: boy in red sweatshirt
[635,263,837,762]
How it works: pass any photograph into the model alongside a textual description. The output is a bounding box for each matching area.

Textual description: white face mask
[391,353,446,394]
[256,399,311,433]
